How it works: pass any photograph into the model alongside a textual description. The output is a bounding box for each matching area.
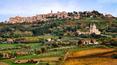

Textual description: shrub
[112,54,117,59]
[41,47,47,53]
[27,59,37,63]
[35,49,42,54]
[0,53,3,60]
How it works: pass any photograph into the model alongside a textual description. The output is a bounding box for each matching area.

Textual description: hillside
[0,10,116,44]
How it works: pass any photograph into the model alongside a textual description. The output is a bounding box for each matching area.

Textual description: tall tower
[51,10,53,14]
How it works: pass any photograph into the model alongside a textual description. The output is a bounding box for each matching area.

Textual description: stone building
[89,24,101,35]
[77,24,101,35]
[78,39,99,45]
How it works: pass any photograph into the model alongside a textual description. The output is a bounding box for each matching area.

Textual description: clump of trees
[34,47,47,54]
[32,19,66,36]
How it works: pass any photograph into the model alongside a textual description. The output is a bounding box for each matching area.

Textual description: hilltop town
[7,10,114,24]
[8,11,80,24]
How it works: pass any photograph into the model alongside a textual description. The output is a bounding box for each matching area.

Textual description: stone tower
[51,10,53,14]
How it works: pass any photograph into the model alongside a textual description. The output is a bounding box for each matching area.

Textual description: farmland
[0,34,117,65]
[63,48,117,65]
[0,40,117,65]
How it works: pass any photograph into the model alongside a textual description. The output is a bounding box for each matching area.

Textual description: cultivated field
[63,48,117,65]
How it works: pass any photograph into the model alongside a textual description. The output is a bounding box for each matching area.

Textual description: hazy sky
[0,0,117,21]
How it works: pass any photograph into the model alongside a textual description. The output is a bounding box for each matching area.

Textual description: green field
[0,42,111,65]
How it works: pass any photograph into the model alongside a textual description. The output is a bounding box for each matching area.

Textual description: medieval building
[77,24,101,35]
[89,24,101,35]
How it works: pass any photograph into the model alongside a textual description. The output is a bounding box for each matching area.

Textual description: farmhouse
[6,38,14,43]
[16,51,29,56]
[78,39,99,45]
[2,53,13,59]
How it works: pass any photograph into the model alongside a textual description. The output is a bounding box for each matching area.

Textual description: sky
[0,0,117,21]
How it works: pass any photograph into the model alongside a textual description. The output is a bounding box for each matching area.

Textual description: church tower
[51,10,53,14]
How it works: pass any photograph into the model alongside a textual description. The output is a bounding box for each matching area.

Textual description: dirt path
[15,57,60,63]
[0,62,8,65]
[33,57,60,61]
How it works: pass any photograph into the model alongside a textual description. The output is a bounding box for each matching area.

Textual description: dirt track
[0,62,8,65]
[15,57,60,64]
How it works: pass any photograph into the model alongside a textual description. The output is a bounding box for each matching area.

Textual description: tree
[73,11,78,14]
[40,47,47,53]
[68,12,74,16]
[51,28,64,36]
[1,33,10,38]
[0,53,3,60]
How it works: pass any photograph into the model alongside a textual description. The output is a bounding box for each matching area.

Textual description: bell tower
[51,10,53,14]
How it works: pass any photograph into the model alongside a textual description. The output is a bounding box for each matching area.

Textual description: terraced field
[1,43,117,65]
